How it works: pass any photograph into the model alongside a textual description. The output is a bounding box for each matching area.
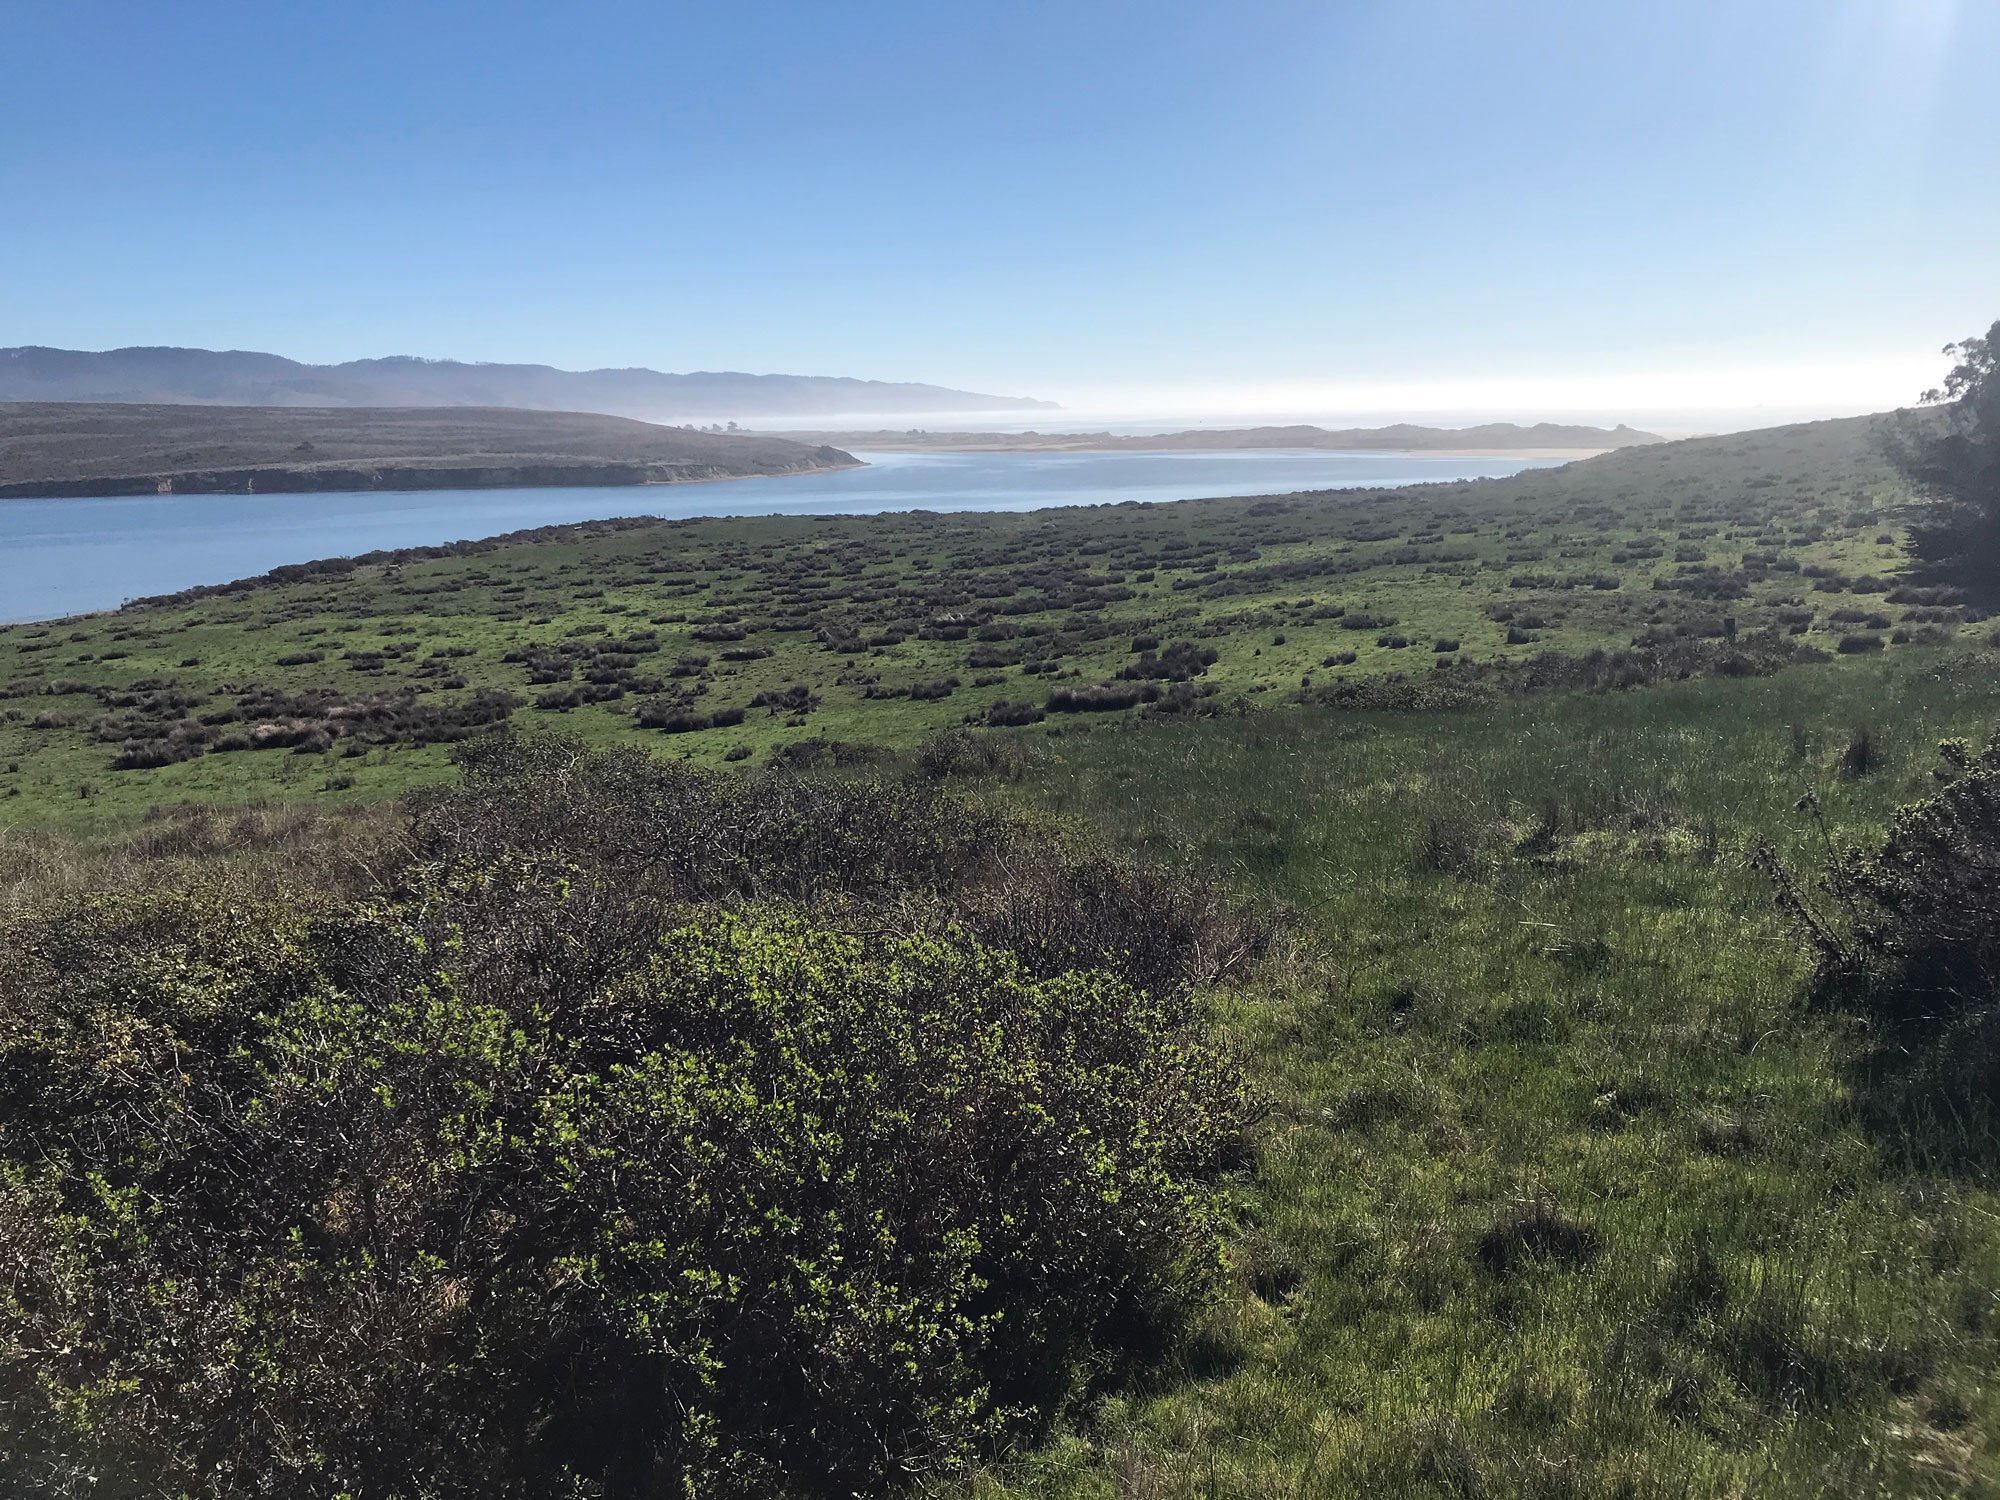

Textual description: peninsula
[0,402,859,498]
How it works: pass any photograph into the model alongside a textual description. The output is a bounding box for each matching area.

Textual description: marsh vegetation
[0,412,1933,826]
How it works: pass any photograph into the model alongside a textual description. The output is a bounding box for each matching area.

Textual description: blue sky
[3,0,1993,418]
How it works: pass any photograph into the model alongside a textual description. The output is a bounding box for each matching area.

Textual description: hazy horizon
[0,339,1941,436]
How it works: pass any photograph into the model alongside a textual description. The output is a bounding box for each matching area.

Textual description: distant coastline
[845,441,1615,459]
[764,420,1661,458]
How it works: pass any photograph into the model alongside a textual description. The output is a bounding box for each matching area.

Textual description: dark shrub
[766,737,888,772]
[1046,682,1160,713]
[954,847,1274,999]
[751,683,819,714]
[1781,736,2000,1026]
[1475,1198,1599,1277]
[915,728,1032,781]
[110,737,200,770]
[1839,724,1881,778]
[1141,682,1229,721]
[637,702,712,732]
[985,699,1045,727]
[1763,735,2000,1134]
[1118,643,1218,682]
[1305,634,1825,714]
[411,736,1273,999]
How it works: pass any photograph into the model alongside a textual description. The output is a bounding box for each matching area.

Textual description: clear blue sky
[3,0,1993,416]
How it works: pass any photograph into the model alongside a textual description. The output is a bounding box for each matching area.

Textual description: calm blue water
[0,448,1561,624]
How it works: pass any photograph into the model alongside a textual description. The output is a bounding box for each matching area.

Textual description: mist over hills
[0,346,1058,422]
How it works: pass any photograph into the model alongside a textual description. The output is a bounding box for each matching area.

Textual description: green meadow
[968,648,2000,1497]
[0,413,1918,828]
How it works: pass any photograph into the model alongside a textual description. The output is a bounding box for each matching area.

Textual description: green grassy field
[961,647,2000,1497]
[0,414,1932,828]
[6,410,2000,1495]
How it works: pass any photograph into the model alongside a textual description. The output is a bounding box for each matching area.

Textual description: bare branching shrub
[1763,733,2000,1125]
[1839,723,1881,778]
[939,837,1278,999]
[914,727,1036,781]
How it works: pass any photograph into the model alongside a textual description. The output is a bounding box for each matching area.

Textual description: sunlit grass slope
[968,648,2000,1497]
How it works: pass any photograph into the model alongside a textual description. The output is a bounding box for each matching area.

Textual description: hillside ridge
[0,345,1057,421]
[0,401,857,498]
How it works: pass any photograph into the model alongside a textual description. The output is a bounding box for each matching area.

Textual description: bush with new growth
[0,738,1261,1498]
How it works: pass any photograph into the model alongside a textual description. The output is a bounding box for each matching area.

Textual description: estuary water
[0,447,1563,624]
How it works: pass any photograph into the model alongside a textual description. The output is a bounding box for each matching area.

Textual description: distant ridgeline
[0,346,1058,422]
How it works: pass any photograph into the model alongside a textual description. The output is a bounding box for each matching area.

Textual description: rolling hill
[0,401,858,498]
[0,346,1058,422]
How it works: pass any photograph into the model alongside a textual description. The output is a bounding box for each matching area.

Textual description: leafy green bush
[0,878,1251,1496]
[0,739,1262,1496]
